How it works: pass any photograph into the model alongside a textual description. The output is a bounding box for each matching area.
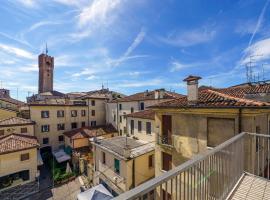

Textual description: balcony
[114,132,270,200]
[157,134,173,147]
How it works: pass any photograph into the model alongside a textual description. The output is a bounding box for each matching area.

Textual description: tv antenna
[245,54,263,83]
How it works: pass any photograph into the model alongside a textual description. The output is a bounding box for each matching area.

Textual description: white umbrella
[66,162,72,173]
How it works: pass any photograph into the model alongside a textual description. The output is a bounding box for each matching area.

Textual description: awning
[37,150,44,166]
[77,184,113,200]
[52,149,71,163]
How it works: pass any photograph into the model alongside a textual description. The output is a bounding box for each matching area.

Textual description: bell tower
[38,49,54,93]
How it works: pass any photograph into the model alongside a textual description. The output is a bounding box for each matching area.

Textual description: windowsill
[206,146,214,150]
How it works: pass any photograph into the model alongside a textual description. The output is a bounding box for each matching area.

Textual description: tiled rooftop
[150,88,270,108]
[0,134,39,154]
[110,89,184,103]
[125,109,155,120]
[0,117,35,127]
[63,124,117,140]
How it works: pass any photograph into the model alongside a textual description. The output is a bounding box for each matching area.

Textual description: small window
[138,121,142,132]
[41,111,49,118]
[43,138,49,144]
[148,154,154,168]
[124,127,127,134]
[57,123,65,131]
[81,110,86,117]
[58,135,64,142]
[162,152,172,171]
[91,100,95,106]
[0,130,4,136]
[21,153,29,161]
[120,129,122,135]
[41,125,50,132]
[146,122,151,134]
[131,107,134,113]
[57,110,64,118]
[71,122,77,129]
[81,122,86,127]
[113,114,116,122]
[130,120,134,134]
[71,110,77,117]
[119,104,122,110]
[90,121,96,127]
[102,152,106,164]
[21,127,27,133]
[120,116,122,123]
[91,110,95,116]
[140,102,144,110]
[114,159,120,174]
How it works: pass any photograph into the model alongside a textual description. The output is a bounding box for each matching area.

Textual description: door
[162,115,172,145]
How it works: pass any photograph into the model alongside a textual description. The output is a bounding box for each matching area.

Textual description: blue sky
[0,0,270,101]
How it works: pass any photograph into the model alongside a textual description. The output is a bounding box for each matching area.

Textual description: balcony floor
[230,174,270,200]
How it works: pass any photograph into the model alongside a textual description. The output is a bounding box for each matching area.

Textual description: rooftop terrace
[114,132,270,200]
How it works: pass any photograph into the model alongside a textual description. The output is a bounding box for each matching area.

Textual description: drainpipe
[238,108,242,133]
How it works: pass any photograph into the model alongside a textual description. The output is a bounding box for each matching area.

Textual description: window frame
[57,110,65,118]
[20,153,30,161]
[41,111,49,118]
[146,122,151,134]
[102,152,106,164]
[91,100,95,106]
[138,121,142,132]
[71,110,78,117]
[71,122,77,129]
[43,137,49,144]
[58,135,64,142]
[81,110,86,117]
[57,123,65,131]
[114,158,120,174]
[41,125,50,132]
[91,110,95,116]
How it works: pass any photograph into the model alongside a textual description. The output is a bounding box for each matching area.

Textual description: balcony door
[162,115,172,145]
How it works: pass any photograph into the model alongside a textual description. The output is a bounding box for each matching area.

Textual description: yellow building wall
[0,124,34,136]
[0,99,18,111]
[0,108,17,120]
[30,105,88,150]
[0,148,38,188]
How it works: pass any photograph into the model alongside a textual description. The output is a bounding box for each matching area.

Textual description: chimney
[154,88,165,99]
[183,75,202,104]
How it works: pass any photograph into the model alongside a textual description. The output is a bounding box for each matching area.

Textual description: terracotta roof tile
[0,117,35,127]
[110,90,184,103]
[151,89,270,109]
[63,124,117,140]
[125,110,155,120]
[0,134,39,154]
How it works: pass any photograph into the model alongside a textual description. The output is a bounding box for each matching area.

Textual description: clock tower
[38,52,54,93]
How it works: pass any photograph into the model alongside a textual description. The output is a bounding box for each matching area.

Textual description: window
[146,122,151,134]
[81,110,86,117]
[130,120,134,134]
[81,122,86,127]
[41,111,49,118]
[71,110,77,117]
[43,138,49,144]
[120,116,122,123]
[114,159,120,174]
[58,135,64,142]
[20,153,29,161]
[120,129,122,135]
[91,110,95,116]
[256,126,261,152]
[138,121,142,132]
[91,121,96,126]
[57,110,64,117]
[0,130,4,136]
[124,127,127,134]
[119,104,122,110]
[162,115,172,145]
[71,122,77,129]
[41,125,50,132]
[131,107,134,113]
[148,155,154,168]
[102,152,106,164]
[21,127,27,133]
[162,152,172,171]
[57,123,65,131]
[91,100,95,106]
[113,114,116,122]
[140,102,144,110]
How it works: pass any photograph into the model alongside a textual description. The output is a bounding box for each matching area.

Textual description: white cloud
[119,78,163,88]
[0,43,35,59]
[241,38,270,65]
[169,60,201,72]
[159,27,216,47]
[235,20,257,35]
[85,75,98,80]
[78,0,121,28]
[16,0,37,8]
[28,21,63,32]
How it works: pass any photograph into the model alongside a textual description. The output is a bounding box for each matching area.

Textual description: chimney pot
[183,75,201,104]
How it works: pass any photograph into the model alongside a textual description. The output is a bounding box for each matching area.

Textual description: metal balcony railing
[114,132,270,200]
[157,134,173,146]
